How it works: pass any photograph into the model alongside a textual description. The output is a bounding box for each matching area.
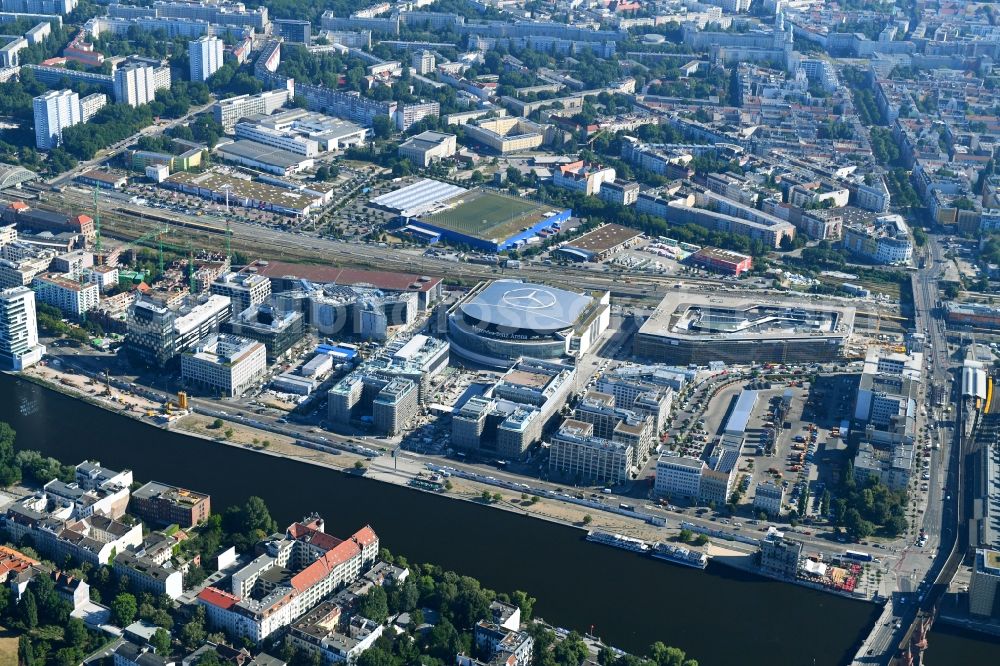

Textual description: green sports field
[424,191,548,240]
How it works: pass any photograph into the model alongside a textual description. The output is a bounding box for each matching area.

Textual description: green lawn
[0,626,18,665]
[426,192,544,240]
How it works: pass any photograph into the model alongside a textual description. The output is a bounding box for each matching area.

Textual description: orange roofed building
[197,516,378,643]
[0,545,39,583]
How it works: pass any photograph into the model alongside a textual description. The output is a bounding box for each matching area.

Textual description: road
[45,339,906,568]
[32,183,908,324]
[851,236,960,664]
[47,100,217,187]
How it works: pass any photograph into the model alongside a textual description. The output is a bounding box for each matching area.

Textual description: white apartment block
[0,286,45,370]
[3,494,142,567]
[842,214,913,265]
[33,89,81,150]
[114,63,171,107]
[79,93,107,121]
[85,265,120,292]
[213,89,292,131]
[552,161,616,196]
[853,347,922,428]
[394,101,439,131]
[189,35,224,82]
[32,273,100,317]
[113,550,184,599]
[181,333,267,398]
[198,520,378,643]
[412,49,435,75]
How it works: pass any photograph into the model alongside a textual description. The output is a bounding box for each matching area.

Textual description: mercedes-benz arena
[448,280,610,368]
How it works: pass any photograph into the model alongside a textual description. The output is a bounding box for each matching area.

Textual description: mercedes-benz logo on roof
[502,287,557,310]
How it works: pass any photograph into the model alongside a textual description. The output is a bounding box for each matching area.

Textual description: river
[3,373,994,665]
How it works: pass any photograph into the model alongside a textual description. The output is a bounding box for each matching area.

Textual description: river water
[3,373,996,665]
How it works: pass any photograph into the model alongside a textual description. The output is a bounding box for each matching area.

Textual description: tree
[357,647,396,666]
[388,578,419,613]
[797,483,810,517]
[481,490,492,502]
[151,627,171,654]
[426,619,464,662]
[223,496,277,546]
[0,422,21,487]
[65,617,88,649]
[582,514,592,525]
[678,529,693,543]
[358,586,389,623]
[197,650,223,666]
[845,508,874,540]
[18,635,35,666]
[885,514,908,537]
[553,631,589,666]
[373,115,392,139]
[180,606,207,648]
[111,592,137,626]
[820,489,831,517]
[53,647,82,666]
[511,590,536,621]
[19,588,38,629]
[650,641,694,666]
[210,418,224,429]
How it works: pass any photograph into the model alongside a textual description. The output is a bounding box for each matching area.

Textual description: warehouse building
[398,131,457,167]
[214,140,315,176]
[688,246,753,276]
[249,260,442,311]
[369,178,467,218]
[553,224,643,262]
[163,170,319,216]
[945,302,1000,330]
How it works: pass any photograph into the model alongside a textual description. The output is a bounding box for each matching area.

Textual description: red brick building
[131,481,211,528]
[689,246,753,276]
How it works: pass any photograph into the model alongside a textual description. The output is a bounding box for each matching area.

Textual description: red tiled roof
[252,261,441,293]
[288,521,342,551]
[353,525,378,547]
[198,586,240,609]
[9,201,28,211]
[290,540,361,593]
[0,546,39,580]
[327,539,362,567]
